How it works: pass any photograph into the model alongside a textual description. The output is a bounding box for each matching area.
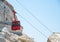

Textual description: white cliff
[0,0,34,42]
[47,32,60,42]
[0,27,34,42]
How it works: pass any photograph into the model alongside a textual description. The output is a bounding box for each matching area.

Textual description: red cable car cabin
[11,21,21,31]
[11,10,21,31]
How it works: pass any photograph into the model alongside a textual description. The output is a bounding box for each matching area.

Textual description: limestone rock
[47,32,60,42]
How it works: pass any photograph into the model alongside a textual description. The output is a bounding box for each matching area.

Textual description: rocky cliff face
[0,1,14,22]
[0,1,34,42]
[0,27,34,42]
[0,0,14,32]
[47,32,60,42]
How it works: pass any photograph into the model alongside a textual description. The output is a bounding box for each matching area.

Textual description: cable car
[11,10,21,31]
[11,20,21,31]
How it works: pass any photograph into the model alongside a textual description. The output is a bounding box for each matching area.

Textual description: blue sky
[7,0,60,42]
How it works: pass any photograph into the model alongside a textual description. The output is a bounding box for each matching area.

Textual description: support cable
[17,13,47,38]
[15,0,53,32]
